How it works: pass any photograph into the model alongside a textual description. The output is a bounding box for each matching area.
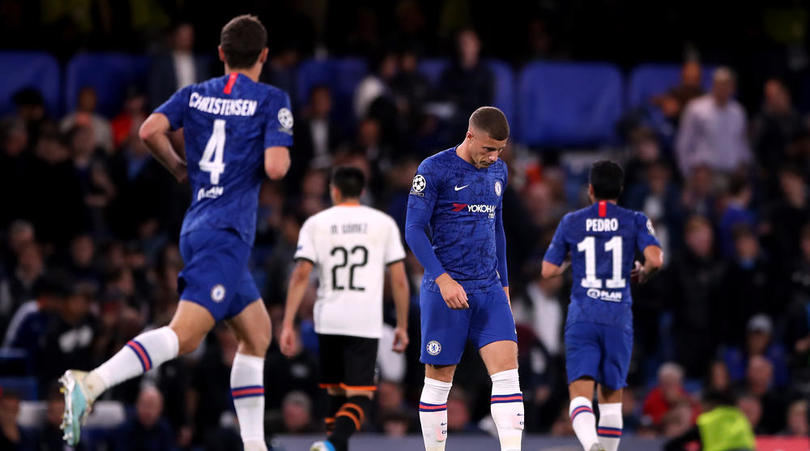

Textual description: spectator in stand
[260,45,300,100]
[354,49,398,120]
[623,160,682,257]
[752,79,803,176]
[676,67,751,177]
[110,88,148,150]
[741,355,787,434]
[680,164,718,221]
[720,229,777,344]
[37,282,98,393]
[66,234,101,287]
[652,60,705,126]
[642,362,699,428]
[717,176,756,258]
[391,48,432,145]
[264,321,319,411]
[10,88,49,145]
[722,315,789,387]
[147,22,210,109]
[782,399,808,436]
[9,242,45,304]
[0,390,34,450]
[279,391,317,434]
[736,394,764,434]
[0,119,33,229]
[60,87,113,152]
[763,165,810,270]
[513,270,563,359]
[446,388,481,434]
[290,86,344,188]
[667,216,725,377]
[112,385,176,451]
[438,28,494,137]
[706,360,731,393]
[68,125,117,234]
[2,272,68,373]
[190,325,238,442]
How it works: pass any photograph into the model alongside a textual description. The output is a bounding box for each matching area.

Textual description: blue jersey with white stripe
[543,201,660,330]
[155,73,293,244]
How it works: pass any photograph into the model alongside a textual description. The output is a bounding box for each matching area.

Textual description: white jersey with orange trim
[294,205,406,338]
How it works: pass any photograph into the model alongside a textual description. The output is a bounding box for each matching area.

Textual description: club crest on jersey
[495,180,502,196]
[586,288,622,302]
[426,340,442,356]
[277,108,294,131]
[211,284,226,302]
[411,175,427,196]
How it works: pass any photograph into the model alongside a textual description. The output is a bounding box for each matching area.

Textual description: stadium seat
[627,63,716,108]
[0,376,38,400]
[417,58,515,126]
[296,58,368,126]
[0,52,61,117]
[65,53,151,118]
[517,62,624,147]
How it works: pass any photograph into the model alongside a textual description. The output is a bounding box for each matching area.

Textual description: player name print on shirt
[188,92,258,116]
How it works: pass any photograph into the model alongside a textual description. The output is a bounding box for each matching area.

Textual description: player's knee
[171,326,205,355]
[238,329,270,357]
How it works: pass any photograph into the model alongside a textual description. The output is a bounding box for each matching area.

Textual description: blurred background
[1,0,810,449]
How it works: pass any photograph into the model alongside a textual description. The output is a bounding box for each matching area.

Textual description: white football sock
[230,353,266,448]
[597,402,622,451]
[85,326,179,401]
[569,396,599,451]
[419,377,451,451]
[490,369,524,451]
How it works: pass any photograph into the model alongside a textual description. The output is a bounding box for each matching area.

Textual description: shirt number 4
[200,119,226,185]
[577,236,626,290]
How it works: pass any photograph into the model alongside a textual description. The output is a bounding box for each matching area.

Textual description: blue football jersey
[543,201,660,330]
[155,73,293,245]
[407,148,507,291]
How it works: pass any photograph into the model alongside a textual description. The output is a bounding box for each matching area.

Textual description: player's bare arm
[280,259,314,356]
[264,145,290,180]
[388,261,410,352]
[630,245,664,284]
[138,113,188,182]
[541,260,571,279]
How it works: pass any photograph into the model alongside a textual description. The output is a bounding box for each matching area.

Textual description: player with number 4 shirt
[542,161,663,451]
[58,15,290,451]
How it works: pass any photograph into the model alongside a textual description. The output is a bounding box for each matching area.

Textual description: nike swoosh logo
[454,184,469,191]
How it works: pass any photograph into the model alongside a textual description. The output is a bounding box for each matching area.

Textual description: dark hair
[331,166,365,198]
[220,15,267,69]
[33,271,71,299]
[589,160,624,200]
[702,390,735,407]
[469,106,510,141]
[728,175,750,197]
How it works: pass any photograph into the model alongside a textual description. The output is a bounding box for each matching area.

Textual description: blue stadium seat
[627,63,715,108]
[296,58,368,125]
[416,58,447,86]
[0,52,61,117]
[417,58,515,125]
[65,53,151,118]
[517,62,624,147]
[0,376,38,400]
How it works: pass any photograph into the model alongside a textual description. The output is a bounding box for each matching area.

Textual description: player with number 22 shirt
[58,15,290,451]
[542,161,664,451]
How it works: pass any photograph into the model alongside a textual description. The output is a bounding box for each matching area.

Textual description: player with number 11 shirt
[58,15,290,451]
[542,161,663,451]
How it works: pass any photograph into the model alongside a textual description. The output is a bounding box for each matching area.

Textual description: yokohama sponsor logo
[451,203,496,214]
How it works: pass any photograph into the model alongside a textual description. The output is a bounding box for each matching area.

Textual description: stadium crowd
[2,1,810,449]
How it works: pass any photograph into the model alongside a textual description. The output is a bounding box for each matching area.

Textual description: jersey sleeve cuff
[385,258,405,266]
[294,256,315,265]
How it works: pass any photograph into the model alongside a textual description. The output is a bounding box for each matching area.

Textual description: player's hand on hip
[392,326,409,353]
[279,323,297,357]
[436,273,469,309]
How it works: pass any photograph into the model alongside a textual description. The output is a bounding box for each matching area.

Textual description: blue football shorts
[420,282,517,365]
[564,322,633,390]
[178,228,261,322]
